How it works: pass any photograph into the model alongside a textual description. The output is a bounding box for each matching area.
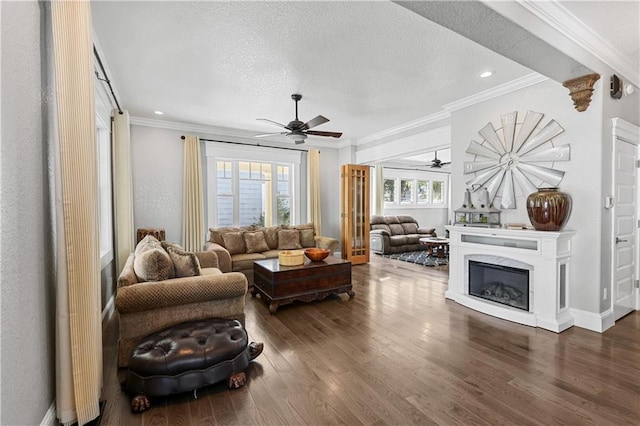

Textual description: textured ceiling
[92,1,638,146]
[91,1,533,142]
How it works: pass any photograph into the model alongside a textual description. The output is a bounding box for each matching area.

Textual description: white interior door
[613,138,638,321]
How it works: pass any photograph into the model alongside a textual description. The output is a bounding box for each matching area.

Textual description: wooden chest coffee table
[251,256,354,314]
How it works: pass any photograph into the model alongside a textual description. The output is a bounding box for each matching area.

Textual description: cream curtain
[182,135,205,251]
[374,165,385,215]
[309,149,322,235]
[51,0,102,424]
[112,110,134,273]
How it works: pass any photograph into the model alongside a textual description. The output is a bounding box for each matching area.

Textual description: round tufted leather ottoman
[126,318,260,412]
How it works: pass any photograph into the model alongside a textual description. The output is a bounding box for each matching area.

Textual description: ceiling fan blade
[301,115,329,130]
[254,132,287,138]
[257,118,291,130]
[306,130,342,138]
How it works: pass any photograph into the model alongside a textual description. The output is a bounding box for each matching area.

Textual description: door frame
[611,118,640,316]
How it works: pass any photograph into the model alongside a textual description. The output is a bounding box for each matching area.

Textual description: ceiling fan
[255,94,343,144]
[429,151,451,168]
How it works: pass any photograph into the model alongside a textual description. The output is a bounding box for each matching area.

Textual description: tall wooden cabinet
[340,164,370,264]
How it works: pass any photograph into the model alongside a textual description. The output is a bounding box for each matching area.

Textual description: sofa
[115,235,248,368]
[204,223,339,284]
[370,215,437,255]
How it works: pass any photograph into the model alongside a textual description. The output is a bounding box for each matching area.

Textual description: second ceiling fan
[429,150,451,168]
[255,94,343,144]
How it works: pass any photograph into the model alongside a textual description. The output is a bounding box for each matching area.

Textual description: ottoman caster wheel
[131,394,151,413]
[249,341,264,360]
[227,371,246,389]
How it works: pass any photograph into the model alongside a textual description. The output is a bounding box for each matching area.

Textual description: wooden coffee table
[251,256,354,314]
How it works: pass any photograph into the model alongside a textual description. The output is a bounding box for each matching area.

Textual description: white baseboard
[101,294,115,325]
[570,308,614,333]
[40,400,56,426]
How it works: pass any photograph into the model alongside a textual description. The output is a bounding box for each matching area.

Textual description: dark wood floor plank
[101,254,640,425]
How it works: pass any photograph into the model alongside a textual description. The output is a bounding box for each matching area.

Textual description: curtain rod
[180,136,312,153]
[93,45,123,115]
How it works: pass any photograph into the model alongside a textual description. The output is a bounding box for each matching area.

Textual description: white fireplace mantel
[445,225,576,332]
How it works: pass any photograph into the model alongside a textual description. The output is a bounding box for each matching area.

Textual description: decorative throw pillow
[162,242,201,277]
[243,231,270,254]
[135,234,162,256]
[134,247,175,282]
[300,229,316,248]
[259,226,280,250]
[277,229,302,250]
[210,227,240,246]
[221,231,246,255]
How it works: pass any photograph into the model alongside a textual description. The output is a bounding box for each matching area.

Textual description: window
[400,179,414,204]
[96,122,113,266]
[432,180,445,204]
[417,180,430,204]
[383,179,396,202]
[216,161,233,226]
[383,173,447,208]
[276,166,291,225]
[206,142,302,227]
[215,161,292,227]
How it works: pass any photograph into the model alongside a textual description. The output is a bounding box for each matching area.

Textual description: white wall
[0,1,56,424]
[450,78,604,315]
[130,124,343,244]
[383,207,449,237]
[131,125,185,243]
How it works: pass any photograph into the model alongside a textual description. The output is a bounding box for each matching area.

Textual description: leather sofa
[370,215,437,255]
[204,223,338,285]
[115,236,248,368]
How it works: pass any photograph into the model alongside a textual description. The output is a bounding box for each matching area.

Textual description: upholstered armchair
[115,236,248,368]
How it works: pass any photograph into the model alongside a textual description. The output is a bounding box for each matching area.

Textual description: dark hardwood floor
[101,255,640,425]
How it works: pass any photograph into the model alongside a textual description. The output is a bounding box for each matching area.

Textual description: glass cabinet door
[341,164,370,264]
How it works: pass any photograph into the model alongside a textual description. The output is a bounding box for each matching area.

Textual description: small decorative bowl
[279,250,305,266]
[304,248,330,262]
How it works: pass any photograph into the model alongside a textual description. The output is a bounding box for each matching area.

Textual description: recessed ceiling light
[480,71,494,78]
[153,110,164,115]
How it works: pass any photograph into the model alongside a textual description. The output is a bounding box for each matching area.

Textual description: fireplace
[468,260,529,311]
[445,226,575,332]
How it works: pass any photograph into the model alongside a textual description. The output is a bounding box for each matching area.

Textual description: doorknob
[616,237,628,244]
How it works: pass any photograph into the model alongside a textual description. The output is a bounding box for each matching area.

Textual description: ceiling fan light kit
[256,94,342,144]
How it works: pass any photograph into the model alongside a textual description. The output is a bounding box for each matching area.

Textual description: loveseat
[370,215,437,255]
[115,235,248,368]
[204,223,339,284]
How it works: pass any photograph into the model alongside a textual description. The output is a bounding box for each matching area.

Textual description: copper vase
[526,188,571,231]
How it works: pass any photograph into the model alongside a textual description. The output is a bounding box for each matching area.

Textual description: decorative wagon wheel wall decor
[463,111,571,209]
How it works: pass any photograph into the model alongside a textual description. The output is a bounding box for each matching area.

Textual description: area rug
[381,251,448,267]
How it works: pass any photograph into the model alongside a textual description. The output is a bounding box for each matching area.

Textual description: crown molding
[130,116,256,137]
[517,0,638,88]
[442,73,549,112]
[355,110,451,146]
[129,116,346,149]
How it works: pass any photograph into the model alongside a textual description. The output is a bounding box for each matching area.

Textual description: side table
[136,228,165,243]
[419,237,449,258]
